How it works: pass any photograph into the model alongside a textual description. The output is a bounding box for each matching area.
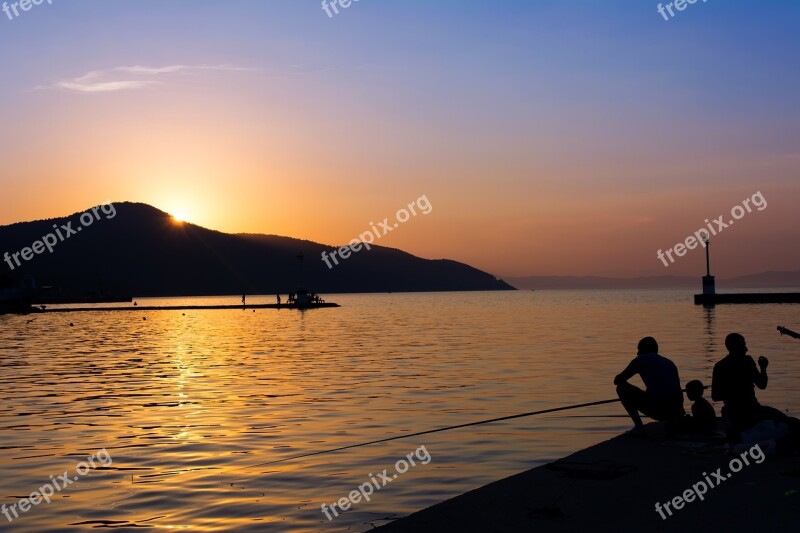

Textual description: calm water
[1,290,799,531]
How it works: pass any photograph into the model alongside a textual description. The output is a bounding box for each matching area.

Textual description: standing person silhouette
[242,294,246,307]
[614,337,685,436]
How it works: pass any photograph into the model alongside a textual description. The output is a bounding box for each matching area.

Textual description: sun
[159,195,202,225]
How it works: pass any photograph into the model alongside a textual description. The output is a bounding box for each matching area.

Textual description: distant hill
[0,202,514,297]
[505,275,696,290]
[506,272,800,290]
[724,271,800,288]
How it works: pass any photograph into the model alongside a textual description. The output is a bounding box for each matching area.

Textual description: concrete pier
[694,293,800,305]
[376,422,799,532]
[31,303,340,314]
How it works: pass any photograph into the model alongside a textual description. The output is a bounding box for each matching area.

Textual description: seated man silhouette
[614,337,685,435]
[712,333,800,446]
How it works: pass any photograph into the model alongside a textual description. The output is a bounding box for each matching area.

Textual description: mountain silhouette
[0,202,514,296]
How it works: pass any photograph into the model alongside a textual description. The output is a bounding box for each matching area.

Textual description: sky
[1,0,799,279]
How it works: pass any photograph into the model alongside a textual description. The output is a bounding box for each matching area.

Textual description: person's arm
[754,356,768,389]
[614,360,637,386]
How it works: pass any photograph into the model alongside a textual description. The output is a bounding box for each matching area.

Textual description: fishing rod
[777,326,800,340]
[91,396,626,511]
[97,385,711,508]
[240,384,712,470]
[240,398,621,470]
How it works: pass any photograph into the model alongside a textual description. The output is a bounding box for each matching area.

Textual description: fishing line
[237,398,621,471]
[239,385,706,470]
[94,397,624,510]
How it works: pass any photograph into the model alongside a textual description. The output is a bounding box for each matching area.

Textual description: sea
[1,290,799,531]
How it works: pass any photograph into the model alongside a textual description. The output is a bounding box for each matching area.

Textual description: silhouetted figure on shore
[712,333,800,447]
[685,380,716,434]
[614,337,685,435]
[242,294,246,306]
[277,294,281,306]
[712,333,765,433]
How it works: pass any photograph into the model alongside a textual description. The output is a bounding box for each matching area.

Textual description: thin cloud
[55,80,158,93]
[38,64,252,94]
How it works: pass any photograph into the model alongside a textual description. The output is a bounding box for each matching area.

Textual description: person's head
[725,333,748,355]
[637,337,658,355]
[686,380,705,401]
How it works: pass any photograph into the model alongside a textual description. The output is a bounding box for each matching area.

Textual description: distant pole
[702,235,716,302]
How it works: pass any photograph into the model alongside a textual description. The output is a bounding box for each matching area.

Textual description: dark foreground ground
[376,423,800,532]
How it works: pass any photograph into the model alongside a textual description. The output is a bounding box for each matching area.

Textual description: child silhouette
[686,380,716,434]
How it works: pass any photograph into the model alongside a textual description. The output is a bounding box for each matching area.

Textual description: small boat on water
[286,288,327,308]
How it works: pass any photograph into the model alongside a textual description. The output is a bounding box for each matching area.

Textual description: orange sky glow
[1,1,799,279]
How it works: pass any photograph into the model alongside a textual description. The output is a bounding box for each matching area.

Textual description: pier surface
[377,422,799,532]
[694,293,800,305]
[33,303,340,314]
